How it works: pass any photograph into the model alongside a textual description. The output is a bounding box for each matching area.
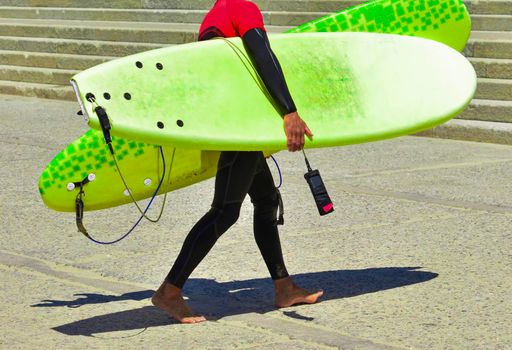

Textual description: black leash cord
[78,146,167,245]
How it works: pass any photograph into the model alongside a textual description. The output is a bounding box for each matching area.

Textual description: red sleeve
[231,1,266,37]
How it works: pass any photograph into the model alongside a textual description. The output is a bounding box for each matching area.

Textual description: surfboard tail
[70,79,88,122]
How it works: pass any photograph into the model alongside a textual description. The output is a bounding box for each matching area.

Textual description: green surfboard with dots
[40,0,472,212]
[287,0,470,52]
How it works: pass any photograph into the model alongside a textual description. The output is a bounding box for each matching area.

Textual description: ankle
[156,281,182,298]
[274,276,294,292]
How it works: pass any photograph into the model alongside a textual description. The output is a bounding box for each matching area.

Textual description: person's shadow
[32,267,437,336]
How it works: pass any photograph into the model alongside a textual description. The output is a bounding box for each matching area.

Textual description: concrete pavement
[0,94,511,349]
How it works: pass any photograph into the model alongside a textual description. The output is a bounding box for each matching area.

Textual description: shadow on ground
[33,267,437,336]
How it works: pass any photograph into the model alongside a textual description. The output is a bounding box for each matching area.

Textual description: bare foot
[151,281,206,324]
[274,277,323,308]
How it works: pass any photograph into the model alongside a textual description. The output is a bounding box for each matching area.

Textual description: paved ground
[0,94,511,350]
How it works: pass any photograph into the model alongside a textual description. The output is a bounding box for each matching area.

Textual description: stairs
[0,0,511,144]
[434,1,512,143]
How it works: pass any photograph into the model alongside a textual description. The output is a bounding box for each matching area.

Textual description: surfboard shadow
[47,266,437,336]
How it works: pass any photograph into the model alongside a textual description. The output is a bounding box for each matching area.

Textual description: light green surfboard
[74,32,476,150]
[40,0,472,212]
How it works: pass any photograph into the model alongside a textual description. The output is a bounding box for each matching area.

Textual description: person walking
[152,0,323,324]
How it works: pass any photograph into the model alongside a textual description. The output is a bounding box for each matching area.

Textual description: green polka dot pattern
[40,130,150,194]
[286,0,470,52]
[39,128,221,211]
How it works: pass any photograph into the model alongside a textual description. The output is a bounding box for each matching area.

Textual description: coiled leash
[73,95,175,244]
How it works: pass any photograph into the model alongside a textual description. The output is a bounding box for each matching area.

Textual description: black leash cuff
[277,188,284,225]
[74,176,91,238]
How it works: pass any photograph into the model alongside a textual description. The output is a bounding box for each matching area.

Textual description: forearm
[242,28,297,116]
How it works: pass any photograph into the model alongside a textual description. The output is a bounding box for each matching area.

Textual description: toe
[185,316,207,324]
[309,290,324,302]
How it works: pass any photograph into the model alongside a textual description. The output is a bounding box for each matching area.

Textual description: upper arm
[232,1,266,37]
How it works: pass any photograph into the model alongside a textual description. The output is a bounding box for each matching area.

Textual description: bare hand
[283,112,313,152]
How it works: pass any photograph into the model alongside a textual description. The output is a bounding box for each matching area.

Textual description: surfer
[152,0,323,324]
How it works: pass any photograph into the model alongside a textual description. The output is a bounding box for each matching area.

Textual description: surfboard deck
[40,0,473,212]
[74,32,476,150]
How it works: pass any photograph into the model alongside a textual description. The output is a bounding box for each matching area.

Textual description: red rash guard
[199,0,266,41]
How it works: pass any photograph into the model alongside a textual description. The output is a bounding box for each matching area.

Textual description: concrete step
[465,31,512,59]
[0,50,113,70]
[464,0,512,15]
[0,18,199,44]
[0,1,363,12]
[470,57,512,80]
[458,98,512,123]
[0,7,211,23]
[2,1,511,14]
[158,0,507,14]
[1,0,150,8]
[0,36,164,56]
[0,79,74,100]
[472,14,512,32]
[0,7,326,27]
[417,119,512,145]
[469,30,512,41]
[0,18,290,44]
[0,64,77,85]
[476,78,512,101]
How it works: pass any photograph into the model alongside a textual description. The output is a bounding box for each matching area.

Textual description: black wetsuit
[166,0,297,288]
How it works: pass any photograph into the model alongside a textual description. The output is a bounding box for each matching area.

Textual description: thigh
[248,152,278,203]
[212,151,261,208]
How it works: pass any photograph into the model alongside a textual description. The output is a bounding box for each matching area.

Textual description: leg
[248,153,289,280]
[153,151,261,323]
[248,153,323,308]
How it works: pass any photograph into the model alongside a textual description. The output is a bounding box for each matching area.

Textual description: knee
[213,203,241,234]
[252,190,279,209]
[252,191,279,218]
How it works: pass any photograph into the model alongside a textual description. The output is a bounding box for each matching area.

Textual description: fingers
[305,125,313,140]
[287,139,300,152]
[291,126,303,151]
[287,129,304,152]
[287,135,299,151]
[283,114,313,152]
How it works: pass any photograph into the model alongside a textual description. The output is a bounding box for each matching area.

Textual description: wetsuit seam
[221,151,239,207]
[167,210,221,286]
[217,157,237,171]
[223,199,244,205]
